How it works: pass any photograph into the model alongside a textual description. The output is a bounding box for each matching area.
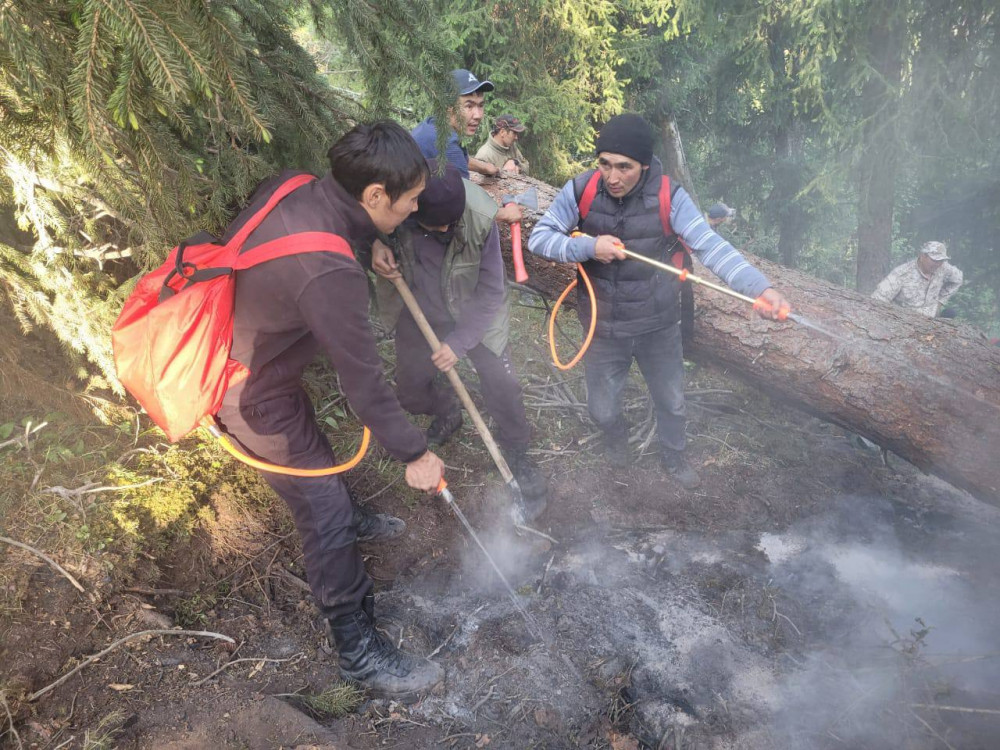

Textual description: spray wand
[437,479,540,638]
[548,234,843,371]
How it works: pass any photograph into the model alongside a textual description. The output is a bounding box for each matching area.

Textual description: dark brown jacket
[222,171,426,463]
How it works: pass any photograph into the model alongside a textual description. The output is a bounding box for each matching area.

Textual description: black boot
[353,505,406,543]
[325,595,444,699]
[503,448,549,522]
[601,420,630,468]
[660,449,701,490]
[427,404,463,447]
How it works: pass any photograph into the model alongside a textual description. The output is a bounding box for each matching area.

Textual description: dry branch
[0,535,85,592]
[911,703,1000,716]
[0,691,22,750]
[0,421,48,450]
[192,652,305,687]
[28,629,236,701]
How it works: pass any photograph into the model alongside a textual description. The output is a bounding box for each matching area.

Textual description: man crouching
[371,161,549,521]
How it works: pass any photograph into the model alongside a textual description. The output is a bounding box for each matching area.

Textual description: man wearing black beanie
[370,161,549,520]
[529,114,789,489]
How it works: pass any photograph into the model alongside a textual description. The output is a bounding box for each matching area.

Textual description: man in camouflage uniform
[872,241,964,318]
[475,115,530,176]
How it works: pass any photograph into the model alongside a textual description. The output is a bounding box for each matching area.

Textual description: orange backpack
[112,174,353,441]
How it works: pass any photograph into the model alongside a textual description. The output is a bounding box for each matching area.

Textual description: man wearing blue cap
[411,69,522,224]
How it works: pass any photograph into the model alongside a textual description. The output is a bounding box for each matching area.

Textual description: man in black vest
[529,114,789,489]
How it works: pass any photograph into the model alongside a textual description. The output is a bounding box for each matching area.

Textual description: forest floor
[3,296,1000,750]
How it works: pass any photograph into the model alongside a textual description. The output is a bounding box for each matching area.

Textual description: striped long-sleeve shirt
[527,179,772,300]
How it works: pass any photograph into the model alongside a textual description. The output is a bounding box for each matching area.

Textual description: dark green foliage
[0,1,366,385]
[2,0,998,386]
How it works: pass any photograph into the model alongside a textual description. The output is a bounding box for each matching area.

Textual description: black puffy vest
[574,157,682,338]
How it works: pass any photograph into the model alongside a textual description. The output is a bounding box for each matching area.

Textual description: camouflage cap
[920,241,949,261]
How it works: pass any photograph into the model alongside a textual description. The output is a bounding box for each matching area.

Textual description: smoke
[389,485,1000,749]
[759,495,1000,749]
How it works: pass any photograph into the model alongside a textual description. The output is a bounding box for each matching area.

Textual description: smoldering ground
[374,483,1000,748]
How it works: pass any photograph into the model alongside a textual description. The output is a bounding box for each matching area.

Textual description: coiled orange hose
[548,263,597,371]
[201,416,370,476]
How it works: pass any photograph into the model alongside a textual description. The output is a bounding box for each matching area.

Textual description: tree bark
[855,6,906,293]
[767,20,807,269]
[652,111,699,204]
[475,172,1000,506]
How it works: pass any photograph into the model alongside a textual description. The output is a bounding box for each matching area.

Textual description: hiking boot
[502,448,549,522]
[660,449,701,490]
[601,422,630,468]
[325,595,444,699]
[353,505,406,543]
[427,406,463,447]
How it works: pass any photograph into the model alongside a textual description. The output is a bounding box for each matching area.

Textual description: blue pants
[583,323,686,452]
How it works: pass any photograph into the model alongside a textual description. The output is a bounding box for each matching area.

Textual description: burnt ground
[3,307,1000,749]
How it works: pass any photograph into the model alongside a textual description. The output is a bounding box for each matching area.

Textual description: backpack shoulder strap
[658,176,675,235]
[226,173,317,252]
[576,170,601,221]
[660,177,694,269]
[233,231,354,271]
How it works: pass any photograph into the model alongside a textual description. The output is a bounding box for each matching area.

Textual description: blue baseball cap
[451,69,494,96]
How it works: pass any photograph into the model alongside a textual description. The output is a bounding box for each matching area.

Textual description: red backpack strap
[233,231,354,270]
[658,176,672,235]
[577,171,601,220]
[659,176,693,270]
[226,174,317,251]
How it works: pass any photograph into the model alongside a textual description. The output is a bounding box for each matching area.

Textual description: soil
[3,310,1000,750]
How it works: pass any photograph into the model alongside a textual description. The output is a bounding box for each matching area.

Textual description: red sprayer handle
[509,209,529,283]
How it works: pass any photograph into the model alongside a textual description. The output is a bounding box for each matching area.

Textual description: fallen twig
[907,708,957,750]
[428,623,461,659]
[273,563,311,593]
[124,587,187,597]
[471,683,495,714]
[45,478,164,499]
[0,690,22,750]
[0,421,47,450]
[514,524,558,544]
[193,652,305,686]
[537,554,555,594]
[911,703,1000,716]
[0,535,85,592]
[28,629,235,701]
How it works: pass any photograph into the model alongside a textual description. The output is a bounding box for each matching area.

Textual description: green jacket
[376,180,511,355]
[474,136,530,175]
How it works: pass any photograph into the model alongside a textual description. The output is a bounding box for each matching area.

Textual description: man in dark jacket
[370,161,548,520]
[216,122,445,698]
[529,114,789,490]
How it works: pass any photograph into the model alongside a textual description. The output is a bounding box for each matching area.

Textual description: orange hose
[549,263,597,371]
[200,416,370,476]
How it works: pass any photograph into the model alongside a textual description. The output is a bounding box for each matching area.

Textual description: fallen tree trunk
[473,172,1000,505]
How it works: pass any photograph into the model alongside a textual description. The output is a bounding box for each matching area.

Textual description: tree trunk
[771,123,808,269]
[856,6,906,293]
[652,111,698,204]
[767,20,807,269]
[475,172,1000,506]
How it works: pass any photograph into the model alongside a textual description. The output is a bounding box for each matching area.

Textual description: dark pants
[216,390,370,620]
[394,310,531,451]
[584,322,686,452]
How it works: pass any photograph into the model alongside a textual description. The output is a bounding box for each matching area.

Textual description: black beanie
[595,113,654,165]
[416,159,466,227]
